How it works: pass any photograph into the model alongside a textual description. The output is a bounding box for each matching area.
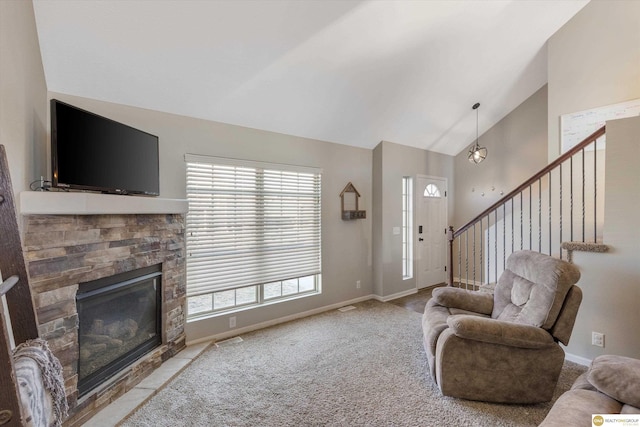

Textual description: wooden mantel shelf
[19,191,188,215]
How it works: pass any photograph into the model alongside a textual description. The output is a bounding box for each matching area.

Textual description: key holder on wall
[340,182,366,220]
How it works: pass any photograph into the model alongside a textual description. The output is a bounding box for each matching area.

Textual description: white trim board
[186,288,420,346]
[186,295,375,346]
[565,352,591,367]
[372,288,418,303]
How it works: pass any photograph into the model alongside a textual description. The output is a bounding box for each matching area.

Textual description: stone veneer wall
[22,213,186,426]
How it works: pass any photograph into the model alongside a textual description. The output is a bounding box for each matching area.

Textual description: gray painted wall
[547,0,640,360]
[0,0,48,197]
[453,85,548,229]
[372,141,454,298]
[47,92,373,343]
[548,0,640,162]
[567,116,640,360]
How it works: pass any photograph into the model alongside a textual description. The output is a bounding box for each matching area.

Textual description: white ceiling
[32,0,589,156]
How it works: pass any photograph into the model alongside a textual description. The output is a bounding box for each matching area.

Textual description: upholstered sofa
[422,250,582,404]
[540,355,640,426]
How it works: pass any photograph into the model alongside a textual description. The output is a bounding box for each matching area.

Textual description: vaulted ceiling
[32,0,589,156]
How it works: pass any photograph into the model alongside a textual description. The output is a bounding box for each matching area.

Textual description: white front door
[416,175,447,289]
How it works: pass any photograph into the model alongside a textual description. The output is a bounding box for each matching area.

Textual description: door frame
[415,174,448,289]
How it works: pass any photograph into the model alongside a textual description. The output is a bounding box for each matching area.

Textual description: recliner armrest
[447,314,555,348]
[432,287,493,315]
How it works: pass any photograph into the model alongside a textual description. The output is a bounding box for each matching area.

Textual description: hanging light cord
[473,102,480,149]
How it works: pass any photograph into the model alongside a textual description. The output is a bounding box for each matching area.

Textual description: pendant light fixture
[468,102,487,164]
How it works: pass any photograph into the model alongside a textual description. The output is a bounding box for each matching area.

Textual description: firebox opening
[76,264,162,396]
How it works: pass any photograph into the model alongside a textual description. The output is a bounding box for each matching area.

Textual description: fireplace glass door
[76,264,162,396]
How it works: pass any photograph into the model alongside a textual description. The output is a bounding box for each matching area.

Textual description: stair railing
[447,126,606,288]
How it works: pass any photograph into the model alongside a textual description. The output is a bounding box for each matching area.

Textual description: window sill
[186,290,321,323]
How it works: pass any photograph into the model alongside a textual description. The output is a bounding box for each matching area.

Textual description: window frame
[185,154,322,318]
[402,176,414,280]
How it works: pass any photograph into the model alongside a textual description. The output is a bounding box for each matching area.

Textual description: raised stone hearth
[22,212,186,426]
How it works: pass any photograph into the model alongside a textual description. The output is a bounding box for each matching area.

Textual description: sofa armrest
[432,287,493,315]
[447,314,555,348]
[588,355,640,408]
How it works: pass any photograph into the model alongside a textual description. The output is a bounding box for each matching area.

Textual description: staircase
[447,126,606,288]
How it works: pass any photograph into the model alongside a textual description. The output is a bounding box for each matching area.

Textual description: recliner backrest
[549,284,582,345]
[492,251,581,330]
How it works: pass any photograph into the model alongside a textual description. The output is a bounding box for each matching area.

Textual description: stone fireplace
[20,193,187,426]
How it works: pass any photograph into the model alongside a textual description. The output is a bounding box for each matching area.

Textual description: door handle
[418,238,424,242]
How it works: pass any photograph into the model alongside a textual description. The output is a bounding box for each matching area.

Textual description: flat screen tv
[51,99,160,196]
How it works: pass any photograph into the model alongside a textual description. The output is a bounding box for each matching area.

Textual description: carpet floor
[121,300,585,427]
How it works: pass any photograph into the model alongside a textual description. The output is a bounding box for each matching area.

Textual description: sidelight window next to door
[402,177,414,279]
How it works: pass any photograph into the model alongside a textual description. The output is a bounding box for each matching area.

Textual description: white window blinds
[185,155,322,297]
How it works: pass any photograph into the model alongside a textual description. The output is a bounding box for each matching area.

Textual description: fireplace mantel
[20,191,188,215]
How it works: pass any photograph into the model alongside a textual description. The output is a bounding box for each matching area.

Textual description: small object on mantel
[340,182,366,220]
[561,241,609,263]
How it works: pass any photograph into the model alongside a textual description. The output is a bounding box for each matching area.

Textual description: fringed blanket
[13,338,68,427]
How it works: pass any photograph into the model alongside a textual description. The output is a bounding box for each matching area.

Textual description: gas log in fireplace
[76,264,162,396]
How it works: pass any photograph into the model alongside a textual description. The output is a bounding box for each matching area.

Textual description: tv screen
[51,99,160,196]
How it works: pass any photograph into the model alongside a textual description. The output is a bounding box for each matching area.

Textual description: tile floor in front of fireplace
[84,341,211,426]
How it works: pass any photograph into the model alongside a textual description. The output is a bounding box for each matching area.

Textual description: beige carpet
[122,300,585,426]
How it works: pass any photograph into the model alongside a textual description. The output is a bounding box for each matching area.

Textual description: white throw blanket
[13,338,68,427]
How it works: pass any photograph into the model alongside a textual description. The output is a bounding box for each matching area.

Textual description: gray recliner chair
[422,250,582,404]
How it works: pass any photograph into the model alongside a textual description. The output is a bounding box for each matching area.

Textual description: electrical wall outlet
[592,331,604,347]
[229,316,236,328]
[356,280,361,289]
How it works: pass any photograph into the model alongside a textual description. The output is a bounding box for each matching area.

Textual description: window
[424,183,441,198]
[402,177,413,279]
[185,155,322,318]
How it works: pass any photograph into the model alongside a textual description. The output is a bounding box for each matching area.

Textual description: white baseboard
[186,294,375,346]
[565,352,592,366]
[372,288,418,303]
